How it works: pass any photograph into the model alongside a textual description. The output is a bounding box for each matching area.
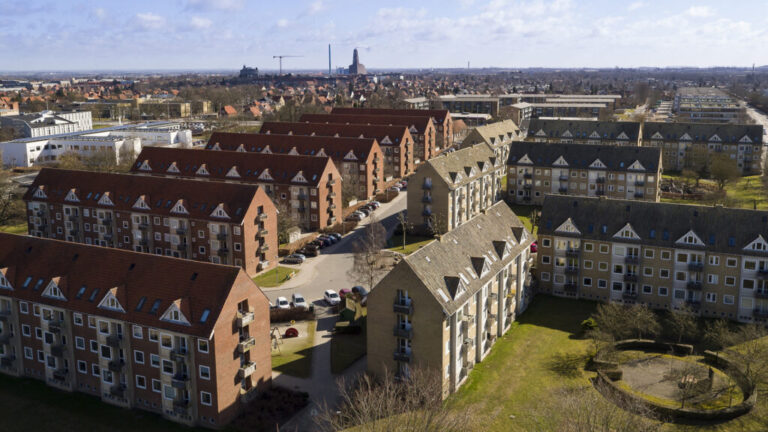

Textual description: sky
[1,0,768,71]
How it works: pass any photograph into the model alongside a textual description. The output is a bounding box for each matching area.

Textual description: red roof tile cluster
[206,132,379,161]
[299,113,433,133]
[259,121,410,145]
[0,233,252,337]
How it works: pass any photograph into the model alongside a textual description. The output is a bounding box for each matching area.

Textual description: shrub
[270,307,315,323]
[581,317,598,331]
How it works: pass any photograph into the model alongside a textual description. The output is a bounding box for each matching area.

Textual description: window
[199,365,211,380]
[675,271,686,281]
[706,292,717,303]
[163,385,176,400]
[673,289,685,299]
[660,251,671,260]
[658,287,668,296]
[584,242,594,252]
[77,360,88,374]
[201,391,213,406]
[745,260,757,271]
[35,327,42,340]
[98,320,109,335]
[162,359,174,375]
[150,354,160,368]
[148,329,158,341]
[160,334,173,349]
[726,258,737,268]
[90,340,99,353]
[598,279,608,289]
[709,256,720,266]
[644,249,654,259]
[540,272,550,281]
[134,350,145,364]
[541,256,551,264]
[198,339,209,353]
[643,267,653,277]
[73,313,83,326]
[724,295,735,305]
[21,324,31,337]
[676,253,688,263]
[743,279,755,289]
[642,285,652,294]
[19,302,28,314]
[136,375,147,389]
[102,370,113,384]
[583,260,593,270]
[37,350,45,363]
[75,336,85,350]
[725,276,736,286]
[152,379,161,393]
[24,347,33,360]
[100,345,112,360]
[541,238,551,248]
[133,325,142,339]
[599,244,609,254]
[707,274,718,285]
[613,264,624,274]
[659,269,670,279]
[598,262,608,271]
[583,277,592,286]
[612,282,622,292]
[92,363,100,377]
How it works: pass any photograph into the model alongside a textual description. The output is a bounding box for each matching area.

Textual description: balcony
[755,290,768,299]
[237,310,255,327]
[393,350,411,362]
[106,334,122,347]
[173,399,190,414]
[328,204,337,210]
[563,283,578,293]
[258,229,269,238]
[218,248,229,257]
[0,356,14,368]
[171,373,189,389]
[47,318,64,333]
[238,337,256,353]
[328,179,337,186]
[623,273,638,282]
[110,384,126,397]
[138,222,149,230]
[596,177,606,183]
[176,243,188,252]
[685,299,702,309]
[328,192,337,198]
[625,255,640,264]
[170,348,188,362]
[635,180,645,186]
[139,238,149,246]
[68,215,79,223]
[0,310,9,322]
[596,190,606,196]
[464,337,474,346]
[686,281,703,290]
[558,187,568,194]
[239,361,257,379]
[523,183,532,189]
[758,269,768,279]
[523,173,532,179]
[329,216,337,224]
[565,249,580,258]
[52,368,68,382]
[422,182,432,190]
[393,299,413,315]
[101,218,112,226]
[108,359,125,372]
[753,309,768,319]
[634,192,644,198]
[36,210,45,217]
[558,175,568,181]
[622,291,638,300]
[51,344,65,357]
[216,232,228,241]
[421,195,432,203]
[687,262,704,272]
[0,333,12,345]
[564,266,579,275]
[393,326,413,339]
[176,227,187,235]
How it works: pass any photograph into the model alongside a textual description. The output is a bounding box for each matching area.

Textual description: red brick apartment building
[259,121,415,179]
[331,107,453,151]
[24,168,277,277]
[206,132,382,201]
[298,113,437,164]
[131,147,342,231]
[0,233,271,428]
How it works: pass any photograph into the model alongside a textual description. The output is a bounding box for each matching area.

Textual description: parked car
[530,242,538,253]
[400,180,408,187]
[328,233,342,241]
[358,208,371,216]
[346,213,363,222]
[291,293,308,309]
[338,288,352,300]
[276,297,290,310]
[324,289,341,306]
[299,245,320,257]
[369,201,381,209]
[388,186,401,193]
[318,235,336,244]
[283,253,306,264]
[309,239,326,248]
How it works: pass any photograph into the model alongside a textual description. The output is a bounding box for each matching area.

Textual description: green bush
[581,317,598,331]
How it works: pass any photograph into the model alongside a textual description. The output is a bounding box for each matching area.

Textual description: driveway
[263,191,406,304]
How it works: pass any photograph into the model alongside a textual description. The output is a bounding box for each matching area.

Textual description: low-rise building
[0,110,92,138]
[507,142,662,205]
[131,147,342,231]
[259,121,414,179]
[536,195,768,324]
[674,87,744,123]
[299,113,436,164]
[525,119,641,146]
[0,233,271,428]
[206,132,383,201]
[437,95,500,117]
[331,107,454,150]
[641,122,763,174]
[24,168,277,276]
[367,202,534,397]
[407,144,504,234]
[460,119,522,163]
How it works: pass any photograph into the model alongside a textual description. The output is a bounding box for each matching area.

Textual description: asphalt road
[262,191,407,305]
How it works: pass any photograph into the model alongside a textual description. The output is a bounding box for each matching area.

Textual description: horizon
[2,0,768,71]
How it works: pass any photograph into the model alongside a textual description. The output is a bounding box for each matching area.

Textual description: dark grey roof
[539,195,768,257]
[642,122,763,144]
[507,141,661,172]
[526,119,641,140]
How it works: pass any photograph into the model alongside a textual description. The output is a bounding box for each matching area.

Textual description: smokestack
[328,44,332,76]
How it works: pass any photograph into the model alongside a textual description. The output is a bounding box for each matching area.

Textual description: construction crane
[272,55,302,75]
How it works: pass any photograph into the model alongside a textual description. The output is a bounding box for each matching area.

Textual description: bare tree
[592,302,633,341]
[395,211,413,251]
[664,306,698,343]
[717,324,768,389]
[348,214,388,290]
[709,154,741,190]
[315,367,475,432]
[274,201,298,244]
[0,171,24,226]
[626,304,661,340]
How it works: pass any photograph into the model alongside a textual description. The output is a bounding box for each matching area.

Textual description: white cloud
[93,8,106,20]
[627,2,645,11]
[134,13,165,30]
[307,0,325,15]
[190,16,212,29]
[186,0,244,11]
[686,6,714,17]
[277,19,289,28]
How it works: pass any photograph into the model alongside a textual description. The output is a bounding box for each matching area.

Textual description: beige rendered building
[537,195,768,323]
[461,119,523,164]
[367,202,534,397]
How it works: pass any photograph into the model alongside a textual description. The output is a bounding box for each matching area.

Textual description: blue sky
[1,0,767,71]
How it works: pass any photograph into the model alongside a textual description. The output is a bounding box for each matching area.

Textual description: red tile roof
[331,107,450,123]
[259,121,410,146]
[206,132,380,162]
[0,233,254,337]
[299,113,433,133]
[131,147,338,187]
[25,168,266,223]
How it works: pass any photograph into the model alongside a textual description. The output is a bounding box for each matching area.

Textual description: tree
[0,171,25,226]
[347,214,387,290]
[274,201,298,244]
[664,306,698,343]
[667,362,708,408]
[681,168,701,189]
[592,302,633,341]
[55,151,86,170]
[314,367,476,432]
[718,324,768,389]
[395,211,413,251]
[709,154,740,190]
[626,304,660,339]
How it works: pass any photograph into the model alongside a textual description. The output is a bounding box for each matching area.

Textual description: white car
[292,293,308,309]
[276,296,290,310]
[324,289,341,306]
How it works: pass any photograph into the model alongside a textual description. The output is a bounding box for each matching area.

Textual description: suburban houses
[506,142,663,204]
[130,147,342,231]
[23,168,278,276]
[367,202,534,397]
[0,233,272,428]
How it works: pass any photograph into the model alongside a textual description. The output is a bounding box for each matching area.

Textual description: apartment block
[131,147,342,231]
[641,122,763,174]
[331,107,454,151]
[507,142,662,205]
[674,87,744,123]
[437,95,500,117]
[0,110,92,138]
[0,233,271,428]
[24,168,277,277]
[206,132,382,201]
[407,144,504,234]
[259,121,414,179]
[537,195,768,323]
[367,202,534,397]
[460,119,523,163]
[525,119,641,146]
[299,113,437,164]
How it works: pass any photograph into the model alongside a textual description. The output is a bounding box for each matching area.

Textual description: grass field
[0,223,26,234]
[446,295,768,431]
[507,204,540,236]
[272,321,316,378]
[662,174,768,210]
[252,266,298,288]
[387,234,434,255]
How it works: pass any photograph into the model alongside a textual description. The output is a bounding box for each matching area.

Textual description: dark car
[329,233,342,241]
[300,245,320,257]
[309,240,326,248]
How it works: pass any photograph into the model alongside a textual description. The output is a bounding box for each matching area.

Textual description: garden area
[661,173,768,210]
[386,234,434,255]
[252,266,298,288]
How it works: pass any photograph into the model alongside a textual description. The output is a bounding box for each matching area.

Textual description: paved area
[263,191,406,305]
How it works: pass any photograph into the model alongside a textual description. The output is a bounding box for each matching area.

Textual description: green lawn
[387,235,434,255]
[331,330,367,374]
[252,266,298,288]
[0,223,27,234]
[507,204,540,236]
[662,174,768,210]
[272,321,316,378]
